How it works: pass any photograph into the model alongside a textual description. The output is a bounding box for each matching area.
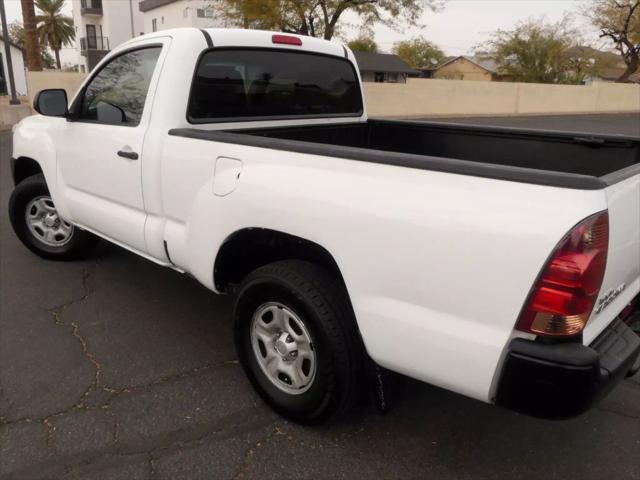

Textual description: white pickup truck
[9,28,640,423]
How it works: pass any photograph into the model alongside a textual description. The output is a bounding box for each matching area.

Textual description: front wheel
[234,260,362,423]
[9,174,99,260]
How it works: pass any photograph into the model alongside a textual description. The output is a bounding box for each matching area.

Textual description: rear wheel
[234,260,361,423]
[9,174,99,260]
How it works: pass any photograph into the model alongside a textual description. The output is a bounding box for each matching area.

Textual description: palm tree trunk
[54,48,61,69]
[20,0,42,71]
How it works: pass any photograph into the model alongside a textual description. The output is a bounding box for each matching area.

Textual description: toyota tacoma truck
[9,28,640,423]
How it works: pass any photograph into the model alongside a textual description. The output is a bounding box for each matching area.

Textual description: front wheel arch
[12,156,44,186]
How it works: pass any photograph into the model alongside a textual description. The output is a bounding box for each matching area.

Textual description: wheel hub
[43,213,58,228]
[251,302,316,395]
[24,196,74,247]
[274,333,297,359]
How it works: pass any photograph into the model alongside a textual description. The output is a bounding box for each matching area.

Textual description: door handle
[117,150,139,160]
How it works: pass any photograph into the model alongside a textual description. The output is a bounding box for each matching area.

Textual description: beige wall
[433,58,493,82]
[365,78,640,118]
[0,104,32,129]
[26,71,87,107]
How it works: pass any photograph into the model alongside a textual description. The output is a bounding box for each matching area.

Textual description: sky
[342,0,594,55]
[2,0,597,56]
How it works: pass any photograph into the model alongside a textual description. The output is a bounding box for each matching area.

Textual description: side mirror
[33,89,68,117]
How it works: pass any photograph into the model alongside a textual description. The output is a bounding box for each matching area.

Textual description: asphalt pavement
[1,114,639,480]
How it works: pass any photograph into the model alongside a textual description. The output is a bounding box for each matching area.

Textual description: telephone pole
[0,0,21,105]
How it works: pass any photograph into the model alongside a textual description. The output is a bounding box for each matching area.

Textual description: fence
[364,78,640,118]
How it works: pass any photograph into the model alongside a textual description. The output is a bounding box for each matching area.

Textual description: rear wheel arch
[12,157,44,185]
[213,228,349,295]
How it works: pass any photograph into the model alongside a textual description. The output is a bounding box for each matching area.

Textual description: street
[1,115,639,480]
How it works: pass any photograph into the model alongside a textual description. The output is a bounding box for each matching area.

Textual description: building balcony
[81,0,103,16]
[80,36,109,53]
[80,36,109,70]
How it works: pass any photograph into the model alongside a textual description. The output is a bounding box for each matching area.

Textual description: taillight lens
[516,211,609,337]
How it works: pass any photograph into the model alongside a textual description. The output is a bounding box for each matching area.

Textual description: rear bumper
[496,318,640,419]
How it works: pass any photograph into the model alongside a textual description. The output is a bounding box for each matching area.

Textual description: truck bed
[170,119,640,190]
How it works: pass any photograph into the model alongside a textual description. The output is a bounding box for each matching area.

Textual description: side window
[78,47,161,126]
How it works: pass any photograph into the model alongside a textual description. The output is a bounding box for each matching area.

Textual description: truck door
[57,38,168,253]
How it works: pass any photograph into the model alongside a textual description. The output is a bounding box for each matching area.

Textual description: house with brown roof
[353,52,419,83]
[431,56,510,82]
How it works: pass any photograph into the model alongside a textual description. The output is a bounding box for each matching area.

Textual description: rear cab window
[188,48,363,123]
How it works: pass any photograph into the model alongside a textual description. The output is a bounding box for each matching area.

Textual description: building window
[161,16,164,24]
[183,8,188,18]
[152,18,157,32]
[85,24,97,48]
[387,72,399,83]
[197,8,214,18]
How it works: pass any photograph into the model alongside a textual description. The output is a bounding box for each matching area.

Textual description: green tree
[35,0,74,70]
[40,48,55,68]
[348,35,378,52]
[562,46,618,84]
[5,21,55,68]
[586,0,639,82]
[484,19,582,84]
[220,0,444,40]
[392,37,445,69]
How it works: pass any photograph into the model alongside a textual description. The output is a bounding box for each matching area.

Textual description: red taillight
[272,34,303,46]
[516,211,609,337]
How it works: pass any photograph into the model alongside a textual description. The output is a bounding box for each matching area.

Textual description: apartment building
[71,0,145,72]
[138,0,227,33]
[0,39,27,96]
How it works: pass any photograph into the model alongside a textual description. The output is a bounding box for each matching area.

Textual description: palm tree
[35,0,74,69]
[20,0,42,71]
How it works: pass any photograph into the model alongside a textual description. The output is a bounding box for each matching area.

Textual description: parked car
[9,28,640,423]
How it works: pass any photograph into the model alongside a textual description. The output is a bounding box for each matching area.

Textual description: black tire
[9,174,99,260]
[234,260,362,423]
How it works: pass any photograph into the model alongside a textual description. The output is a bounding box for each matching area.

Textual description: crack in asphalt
[2,403,274,479]
[0,255,239,431]
[104,364,221,399]
[595,405,640,421]
[47,265,101,409]
[42,417,56,449]
[0,362,237,429]
[230,422,285,480]
[148,452,157,479]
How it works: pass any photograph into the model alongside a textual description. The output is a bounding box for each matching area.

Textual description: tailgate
[584,172,640,344]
